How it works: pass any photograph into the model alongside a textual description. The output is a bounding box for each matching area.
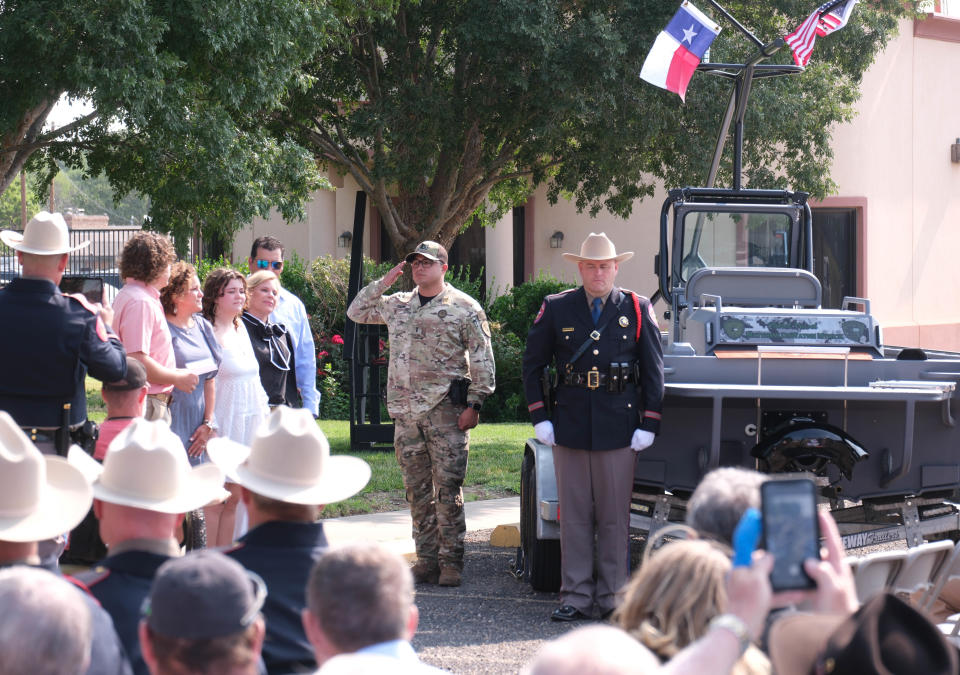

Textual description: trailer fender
[524,439,561,540]
[750,419,868,481]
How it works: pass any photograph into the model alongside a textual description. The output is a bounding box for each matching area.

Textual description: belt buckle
[587,371,600,390]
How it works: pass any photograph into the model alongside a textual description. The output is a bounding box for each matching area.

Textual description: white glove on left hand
[631,429,655,452]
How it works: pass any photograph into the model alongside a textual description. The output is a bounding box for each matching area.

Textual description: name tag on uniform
[561,327,575,332]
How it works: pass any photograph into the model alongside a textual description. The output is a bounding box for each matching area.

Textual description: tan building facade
[236,11,960,349]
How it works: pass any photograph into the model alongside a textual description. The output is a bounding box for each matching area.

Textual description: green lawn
[321,420,528,516]
[87,377,529,516]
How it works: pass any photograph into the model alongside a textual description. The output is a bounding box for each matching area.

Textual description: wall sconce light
[952,138,960,163]
[549,231,564,249]
[338,230,353,248]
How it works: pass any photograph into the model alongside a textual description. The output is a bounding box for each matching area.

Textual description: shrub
[481,324,526,421]
[488,271,575,340]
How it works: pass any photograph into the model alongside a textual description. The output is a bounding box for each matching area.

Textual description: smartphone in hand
[761,476,821,591]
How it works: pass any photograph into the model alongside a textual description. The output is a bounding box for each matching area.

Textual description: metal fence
[0,227,195,293]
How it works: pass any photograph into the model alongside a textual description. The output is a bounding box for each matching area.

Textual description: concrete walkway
[322,497,520,559]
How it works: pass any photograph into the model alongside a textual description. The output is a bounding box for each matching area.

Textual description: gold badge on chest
[618,316,629,328]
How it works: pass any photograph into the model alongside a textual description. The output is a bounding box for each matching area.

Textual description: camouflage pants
[394,399,469,570]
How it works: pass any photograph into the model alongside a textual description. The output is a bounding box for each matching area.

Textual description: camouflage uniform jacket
[347,277,495,419]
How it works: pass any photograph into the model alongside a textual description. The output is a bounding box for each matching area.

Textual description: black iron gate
[344,193,395,450]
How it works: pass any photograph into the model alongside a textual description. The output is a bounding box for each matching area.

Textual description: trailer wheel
[521,451,561,592]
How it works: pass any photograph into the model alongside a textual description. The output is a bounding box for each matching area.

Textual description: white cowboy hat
[69,418,226,514]
[206,406,371,505]
[0,411,92,543]
[0,211,90,255]
[562,232,634,263]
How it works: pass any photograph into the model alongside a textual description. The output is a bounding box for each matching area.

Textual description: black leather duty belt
[561,370,635,390]
[20,427,58,445]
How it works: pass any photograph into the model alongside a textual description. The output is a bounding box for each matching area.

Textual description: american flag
[784,0,859,67]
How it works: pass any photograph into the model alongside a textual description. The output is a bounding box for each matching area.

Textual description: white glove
[534,421,556,446]
[631,429,655,452]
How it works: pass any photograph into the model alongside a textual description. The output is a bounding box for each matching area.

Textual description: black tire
[521,451,562,592]
[182,509,207,551]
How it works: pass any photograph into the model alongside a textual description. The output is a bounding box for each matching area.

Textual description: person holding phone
[161,261,222,465]
[0,211,127,454]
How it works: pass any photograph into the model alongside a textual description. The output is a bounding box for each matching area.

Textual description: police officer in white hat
[522,232,664,622]
[0,211,127,454]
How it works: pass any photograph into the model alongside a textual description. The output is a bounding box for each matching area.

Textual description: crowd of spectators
[2,213,960,675]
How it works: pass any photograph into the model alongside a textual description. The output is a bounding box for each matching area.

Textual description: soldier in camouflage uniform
[347,241,495,587]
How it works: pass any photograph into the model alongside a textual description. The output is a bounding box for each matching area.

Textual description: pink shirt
[113,279,175,395]
[94,417,136,461]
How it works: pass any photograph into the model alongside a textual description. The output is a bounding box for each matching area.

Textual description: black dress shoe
[551,604,589,622]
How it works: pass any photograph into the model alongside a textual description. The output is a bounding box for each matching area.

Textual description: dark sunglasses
[255,259,284,270]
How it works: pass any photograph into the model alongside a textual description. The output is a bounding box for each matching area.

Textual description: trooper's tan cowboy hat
[562,232,633,263]
[0,211,90,255]
[0,411,92,543]
[206,406,371,505]
[68,418,226,514]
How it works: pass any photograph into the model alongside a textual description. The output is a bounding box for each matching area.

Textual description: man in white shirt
[248,236,320,417]
[303,543,443,674]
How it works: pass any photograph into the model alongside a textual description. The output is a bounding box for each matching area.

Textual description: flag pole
[697,1,798,191]
[704,0,764,49]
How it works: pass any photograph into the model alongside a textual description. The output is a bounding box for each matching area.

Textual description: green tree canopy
[0,0,342,244]
[279,0,916,257]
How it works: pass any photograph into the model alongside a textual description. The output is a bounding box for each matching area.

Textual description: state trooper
[71,418,226,675]
[522,232,664,622]
[0,211,127,455]
[207,406,371,674]
[347,241,496,587]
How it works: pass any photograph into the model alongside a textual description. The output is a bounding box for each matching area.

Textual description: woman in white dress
[201,267,269,546]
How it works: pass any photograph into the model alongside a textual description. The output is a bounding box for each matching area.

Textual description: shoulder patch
[72,567,111,588]
[534,301,546,324]
[67,293,110,341]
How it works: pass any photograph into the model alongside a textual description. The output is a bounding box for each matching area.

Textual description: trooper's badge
[618,316,629,328]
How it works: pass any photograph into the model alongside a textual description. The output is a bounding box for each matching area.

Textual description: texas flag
[640,1,721,101]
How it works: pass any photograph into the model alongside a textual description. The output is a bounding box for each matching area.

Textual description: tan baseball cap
[404,241,448,264]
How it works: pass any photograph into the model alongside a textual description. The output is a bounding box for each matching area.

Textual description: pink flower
[332,334,344,345]
[317,350,329,359]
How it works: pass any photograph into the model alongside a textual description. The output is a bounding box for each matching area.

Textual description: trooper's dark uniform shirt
[0,277,126,428]
[225,520,329,674]
[522,286,664,449]
[74,550,173,675]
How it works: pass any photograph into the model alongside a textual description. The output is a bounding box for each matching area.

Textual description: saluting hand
[383,261,406,287]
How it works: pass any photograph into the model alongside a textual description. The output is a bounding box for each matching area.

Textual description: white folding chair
[891,539,954,601]
[854,549,907,603]
[922,540,960,619]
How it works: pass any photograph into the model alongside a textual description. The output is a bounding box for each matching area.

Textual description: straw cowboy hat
[0,411,92,542]
[562,232,633,263]
[768,593,958,675]
[68,418,226,514]
[0,211,90,255]
[207,406,371,505]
